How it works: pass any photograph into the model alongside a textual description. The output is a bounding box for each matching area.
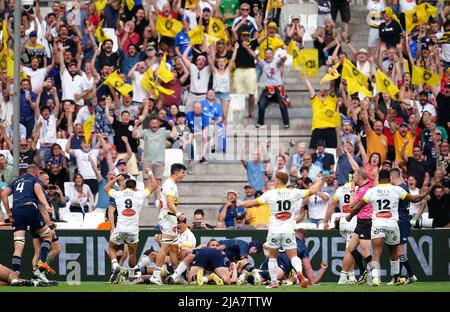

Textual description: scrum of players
[0,163,430,287]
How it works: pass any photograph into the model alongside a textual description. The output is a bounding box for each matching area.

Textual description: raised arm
[182,44,193,68]
[303,72,316,98]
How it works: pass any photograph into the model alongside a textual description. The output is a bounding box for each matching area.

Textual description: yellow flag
[2,19,8,48]
[346,77,372,97]
[95,24,110,44]
[104,71,133,96]
[208,18,228,42]
[385,7,401,26]
[342,58,368,85]
[259,36,284,59]
[157,53,174,83]
[267,0,283,12]
[204,33,217,47]
[375,69,399,99]
[125,0,134,11]
[185,0,200,9]
[156,15,183,38]
[83,114,96,145]
[95,0,107,16]
[423,2,438,18]
[140,67,155,92]
[298,49,319,78]
[412,65,442,87]
[320,67,340,84]
[287,40,301,71]
[6,55,13,78]
[188,25,204,45]
[405,3,438,33]
[155,85,175,95]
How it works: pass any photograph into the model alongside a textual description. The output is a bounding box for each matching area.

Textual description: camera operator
[190,209,214,230]
[45,184,67,222]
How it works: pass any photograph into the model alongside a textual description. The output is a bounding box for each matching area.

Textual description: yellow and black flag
[375,69,399,99]
[95,24,110,44]
[287,40,301,71]
[188,25,204,45]
[412,65,442,87]
[342,58,368,85]
[104,71,133,96]
[156,15,183,38]
[208,18,228,42]
[298,49,318,78]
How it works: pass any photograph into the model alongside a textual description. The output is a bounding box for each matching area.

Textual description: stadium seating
[60,212,84,228]
[82,211,106,229]
[295,222,317,229]
[163,149,184,177]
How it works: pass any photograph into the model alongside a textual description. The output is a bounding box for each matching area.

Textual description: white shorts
[339,217,356,246]
[158,213,178,238]
[110,228,139,245]
[371,223,400,245]
[368,27,379,48]
[266,232,297,250]
[233,68,257,95]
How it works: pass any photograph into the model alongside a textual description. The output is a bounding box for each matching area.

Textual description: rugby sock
[141,267,148,275]
[348,271,356,280]
[268,258,278,283]
[340,271,348,280]
[291,256,303,274]
[166,263,174,274]
[39,240,51,263]
[390,260,400,279]
[202,276,208,283]
[173,261,188,280]
[247,275,255,284]
[372,268,380,279]
[400,255,414,277]
[259,270,270,280]
[111,259,119,270]
[365,255,372,270]
[244,263,255,272]
[12,256,21,272]
[351,250,365,272]
[153,267,162,280]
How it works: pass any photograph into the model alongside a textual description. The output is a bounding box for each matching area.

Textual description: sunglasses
[241,8,249,11]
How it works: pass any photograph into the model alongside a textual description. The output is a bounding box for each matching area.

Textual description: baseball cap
[202,7,211,12]
[358,48,368,54]
[291,14,300,20]
[268,22,278,29]
[29,31,37,37]
[235,211,246,219]
[226,189,237,195]
[244,184,253,189]
[116,159,127,167]
[240,30,250,35]
[146,43,156,51]
[399,122,409,127]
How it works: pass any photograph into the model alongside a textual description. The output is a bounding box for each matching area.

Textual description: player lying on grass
[0,264,33,286]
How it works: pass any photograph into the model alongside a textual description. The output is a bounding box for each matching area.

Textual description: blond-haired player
[238,172,322,288]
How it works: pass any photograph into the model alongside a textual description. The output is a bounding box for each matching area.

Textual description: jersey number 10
[276,200,291,211]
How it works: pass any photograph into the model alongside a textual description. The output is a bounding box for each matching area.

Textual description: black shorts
[310,128,337,149]
[193,249,225,271]
[354,219,372,240]
[331,3,351,23]
[12,205,46,233]
[84,179,99,195]
[399,220,411,244]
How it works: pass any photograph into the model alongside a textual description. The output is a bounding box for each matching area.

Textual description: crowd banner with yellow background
[320,67,340,84]
[156,15,183,38]
[375,69,399,99]
[208,18,228,42]
[104,71,133,96]
[412,65,442,87]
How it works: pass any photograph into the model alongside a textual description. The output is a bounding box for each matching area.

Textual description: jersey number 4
[276,200,291,211]
[16,182,25,193]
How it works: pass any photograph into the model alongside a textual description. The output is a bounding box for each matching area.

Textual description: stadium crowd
[0,0,448,232]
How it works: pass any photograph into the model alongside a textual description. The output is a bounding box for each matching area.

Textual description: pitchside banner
[0,229,448,282]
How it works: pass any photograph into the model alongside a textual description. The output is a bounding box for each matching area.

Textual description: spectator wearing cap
[361,108,388,163]
[303,71,339,150]
[217,189,246,228]
[245,190,270,228]
[317,0,332,27]
[388,112,418,163]
[182,45,211,112]
[21,56,55,93]
[219,0,241,29]
[330,0,351,36]
[143,42,159,69]
[336,129,362,186]
[312,140,335,173]
[175,16,192,58]
[229,211,254,230]
[242,184,255,201]
[378,8,402,48]
[199,6,213,28]
[343,42,375,79]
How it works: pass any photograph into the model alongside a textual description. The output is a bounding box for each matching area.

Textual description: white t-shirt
[260,59,283,87]
[408,187,421,217]
[257,187,309,234]
[189,64,210,94]
[21,67,47,92]
[61,69,85,105]
[160,177,179,215]
[399,0,416,13]
[416,101,437,118]
[73,149,100,180]
[363,183,408,227]
[307,192,329,220]
[39,114,57,145]
[132,71,147,103]
[177,228,197,248]
[333,183,353,217]
[108,188,151,234]
[74,105,93,129]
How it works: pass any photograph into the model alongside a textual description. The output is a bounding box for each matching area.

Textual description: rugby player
[151,163,187,285]
[347,169,430,286]
[324,182,358,284]
[105,169,157,283]
[345,169,374,284]
[0,264,33,286]
[1,165,56,283]
[237,172,322,288]
[389,169,418,284]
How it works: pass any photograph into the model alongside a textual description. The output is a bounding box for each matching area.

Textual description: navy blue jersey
[278,252,293,274]
[219,239,249,261]
[36,184,50,206]
[398,183,410,222]
[296,238,310,259]
[8,174,40,208]
[193,248,227,270]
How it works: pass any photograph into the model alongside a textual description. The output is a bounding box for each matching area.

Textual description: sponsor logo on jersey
[275,211,292,221]
[341,204,352,213]
[376,211,392,218]
[122,209,136,217]
[376,189,390,196]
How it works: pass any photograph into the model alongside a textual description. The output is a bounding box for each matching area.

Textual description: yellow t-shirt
[259,36,285,59]
[246,204,270,228]
[366,129,388,163]
[310,95,339,130]
[394,130,414,163]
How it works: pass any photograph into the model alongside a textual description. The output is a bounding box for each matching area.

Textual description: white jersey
[257,187,309,234]
[307,192,329,220]
[333,183,353,218]
[160,177,179,215]
[408,187,420,217]
[108,188,151,234]
[362,183,408,227]
[178,228,197,248]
